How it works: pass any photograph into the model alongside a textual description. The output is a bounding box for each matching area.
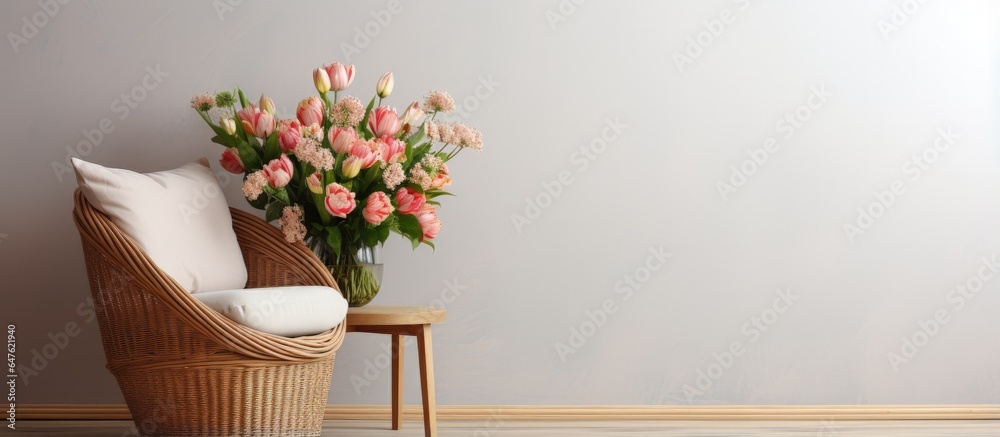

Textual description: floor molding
[17,404,1000,421]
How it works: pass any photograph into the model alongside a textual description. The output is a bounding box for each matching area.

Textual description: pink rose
[363,192,394,225]
[262,155,294,188]
[430,163,452,189]
[324,62,356,92]
[219,148,245,174]
[277,119,302,152]
[381,136,406,164]
[367,106,402,138]
[395,187,426,215]
[238,104,275,138]
[415,204,441,241]
[324,182,357,218]
[328,126,359,154]
[297,96,325,127]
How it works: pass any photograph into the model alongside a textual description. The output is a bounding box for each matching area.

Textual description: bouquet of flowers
[191,62,483,305]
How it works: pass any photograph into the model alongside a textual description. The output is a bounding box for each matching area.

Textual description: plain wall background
[2,0,1000,406]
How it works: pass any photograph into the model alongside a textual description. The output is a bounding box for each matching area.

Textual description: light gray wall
[2,0,999,406]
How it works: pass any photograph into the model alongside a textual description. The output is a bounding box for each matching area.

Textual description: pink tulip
[415,204,441,241]
[368,106,402,138]
[363,192,394,225]
[400,101,425,127]
[381,136,406,164]
[219,148,245,174]
[277,119,302,152]
[297,96,325,127]
[307,172,324,194]
[395,187,426,215]
[324,182,357,218]
[238,104,275,138]
[328,127,359,154]
[324,63,355,92]
[262,155,294,188]
[348,139,380,169]
[430,163,452,189]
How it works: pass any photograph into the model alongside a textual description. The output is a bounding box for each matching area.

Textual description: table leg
[417,324,437,437]
[391,333,404,431]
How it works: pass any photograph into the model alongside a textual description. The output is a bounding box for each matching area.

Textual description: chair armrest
[229,208,340,292]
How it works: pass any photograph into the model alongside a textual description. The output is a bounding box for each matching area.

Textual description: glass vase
[310,238,383,307]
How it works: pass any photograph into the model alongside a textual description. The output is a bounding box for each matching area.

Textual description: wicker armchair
[72,190,346,437]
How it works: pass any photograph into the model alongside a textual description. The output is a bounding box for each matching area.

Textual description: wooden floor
[8,420,1000,436]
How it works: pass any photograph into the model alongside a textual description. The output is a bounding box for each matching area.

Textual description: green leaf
[425,190,454,199]
[406,123,426,147]
[210,135,233,148]
[263,185,291,205]
[357,95,378,137]
[237,86,250,108]
[404,124,425,161]
[325,226,342,257]
[362,228,379,247]
[265,202,283,222]
[395,213,422,240]
[377,222,391,244]
[233,137,263,170]
[262,132,280,162]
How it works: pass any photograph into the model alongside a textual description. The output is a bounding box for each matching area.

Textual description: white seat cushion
[72,158,248,293]
[193,286,348,337]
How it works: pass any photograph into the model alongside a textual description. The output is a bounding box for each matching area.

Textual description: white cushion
[72,157,248,293]
[193,286,347,337]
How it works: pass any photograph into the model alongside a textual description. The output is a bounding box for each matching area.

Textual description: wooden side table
[347,305,447,437]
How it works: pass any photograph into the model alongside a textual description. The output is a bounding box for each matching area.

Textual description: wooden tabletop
[347,305,447,326]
